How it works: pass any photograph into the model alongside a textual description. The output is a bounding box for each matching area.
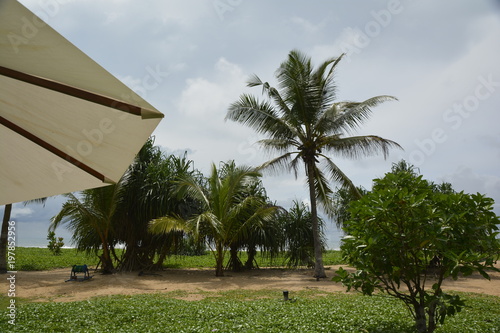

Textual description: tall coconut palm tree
[226,50,402,278]
[150,162,278,276]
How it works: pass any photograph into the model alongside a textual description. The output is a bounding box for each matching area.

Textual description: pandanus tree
[116,139,200,271]
[280,199,326,268]
[150,162,279,276]
[226,49,402,278]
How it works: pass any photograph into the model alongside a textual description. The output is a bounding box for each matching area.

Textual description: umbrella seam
[0,65,162,119]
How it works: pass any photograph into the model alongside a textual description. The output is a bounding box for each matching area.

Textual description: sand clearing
[4,265,499,303]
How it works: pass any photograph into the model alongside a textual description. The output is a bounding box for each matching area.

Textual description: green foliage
[14,247,100,271]
[116,139,202,271]
[14,247,343,271]
[227,49,401,278]
[150,161,279,276]
[50,138,204,272]
[331,186,368,228]
[335,161,500,332]
[278,200,326,268]
[2,291,499,332]
[46,231,64,255]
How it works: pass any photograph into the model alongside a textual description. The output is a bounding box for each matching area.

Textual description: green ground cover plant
[13,248,100,271]
[1,291,499,332]
[13,247,344,271]
[3,248,499,332]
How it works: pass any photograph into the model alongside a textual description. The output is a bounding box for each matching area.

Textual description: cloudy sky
[4,0,500,248]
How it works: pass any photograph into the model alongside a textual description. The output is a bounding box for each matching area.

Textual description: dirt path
[3,265,499,303]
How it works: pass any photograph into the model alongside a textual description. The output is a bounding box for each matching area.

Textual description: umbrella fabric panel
[1,74,160,184]
[0,0,164,205]
[0,0,162,116]
[0,128,109,205]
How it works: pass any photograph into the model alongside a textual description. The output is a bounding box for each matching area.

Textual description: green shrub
[46,231,64,255]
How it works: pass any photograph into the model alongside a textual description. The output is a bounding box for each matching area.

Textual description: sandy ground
[4,265,500,303]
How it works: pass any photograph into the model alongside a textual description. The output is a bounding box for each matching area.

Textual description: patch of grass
[163,250,345,270]
[13,247,345,271]
[323,250,344,265]
[13,248,100,271]
[1,291,498,332]
[4,249,499,332]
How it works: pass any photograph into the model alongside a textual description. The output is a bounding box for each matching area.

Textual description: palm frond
[312,53,344,109]
[256,138,296,155]
[275,50,315,121]
[324,135,403,159]
[23,197,48,206]
[307,162,334,210]
[149,215,190,235]
[193,211,222,238]
[322,158,362,199]
[247,73,264,88]
[226,94,294,139]
[175,175,209,209]
[228,204,279,245]
[331,95,398,135]
[258,153,296,176]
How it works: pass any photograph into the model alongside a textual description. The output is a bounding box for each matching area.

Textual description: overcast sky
[4,0,500,248]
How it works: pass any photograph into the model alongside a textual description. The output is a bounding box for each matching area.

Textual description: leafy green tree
[226,50,401,278]
[334,162,500,333]
[150,162,278,276]
[330,186,367,229]
[217,161,283,272]
[241,211,283,270]
[47,231,64,255]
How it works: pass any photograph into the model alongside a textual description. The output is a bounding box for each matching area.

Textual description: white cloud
[290,16,325,34]
[11,207,34,219]
[103,11,124,25]
[177,58,246,118]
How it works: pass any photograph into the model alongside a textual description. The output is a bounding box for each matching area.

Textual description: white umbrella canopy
[0,0,164,205]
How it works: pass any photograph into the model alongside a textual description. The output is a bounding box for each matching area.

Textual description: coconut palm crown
[225,50,402,278]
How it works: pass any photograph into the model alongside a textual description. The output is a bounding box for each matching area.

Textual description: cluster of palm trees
[47,144,318,276]
[50,139,200,273]
[1,49,401,277]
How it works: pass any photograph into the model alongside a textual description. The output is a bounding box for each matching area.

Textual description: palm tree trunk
[215,242,224,277]
[228,244,244,272]
[0,204,13,273]
[245,245,257,270]
[99,233,114,274]
[306,162,326,278]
